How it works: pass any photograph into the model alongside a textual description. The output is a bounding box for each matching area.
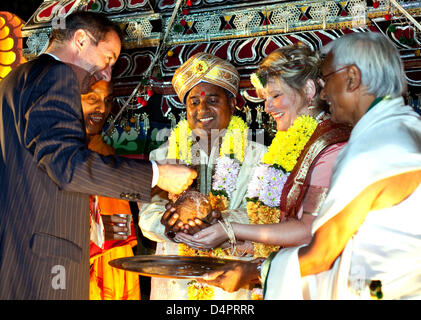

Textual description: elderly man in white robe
[201,32,421,300]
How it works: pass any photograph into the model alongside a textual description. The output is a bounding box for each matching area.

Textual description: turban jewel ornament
[172,52,240,103]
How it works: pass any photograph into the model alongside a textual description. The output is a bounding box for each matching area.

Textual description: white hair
[321,32,407,98]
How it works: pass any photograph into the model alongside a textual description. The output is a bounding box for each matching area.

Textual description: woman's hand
[174,222,228,249]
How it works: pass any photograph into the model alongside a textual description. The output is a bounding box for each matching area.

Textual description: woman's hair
[321,32,407,98]
[256,44,322,102]
[49,11,123,45]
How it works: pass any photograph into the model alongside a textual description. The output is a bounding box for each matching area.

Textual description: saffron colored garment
[264,97,421,300]
[89,135,140,300]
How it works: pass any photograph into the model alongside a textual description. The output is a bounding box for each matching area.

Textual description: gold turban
[172,52,240,103]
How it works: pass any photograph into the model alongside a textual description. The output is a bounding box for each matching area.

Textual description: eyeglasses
[318,65,349,88]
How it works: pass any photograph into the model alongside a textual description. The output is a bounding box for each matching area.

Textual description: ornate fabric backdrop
[19,0,421,155]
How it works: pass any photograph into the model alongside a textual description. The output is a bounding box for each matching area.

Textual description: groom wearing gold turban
[138,52,267,300]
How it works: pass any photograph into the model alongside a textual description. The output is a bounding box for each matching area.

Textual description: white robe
[264,97,421,300]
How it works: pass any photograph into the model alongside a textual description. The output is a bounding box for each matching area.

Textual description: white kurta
[139,138,267,300]
[264,97,421,300]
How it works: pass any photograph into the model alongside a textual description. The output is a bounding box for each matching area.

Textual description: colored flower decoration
[212,156,241,195]
[218,115,249,162]
[167,118,193,164]
[211,117,249,206]
[262,115,318,172]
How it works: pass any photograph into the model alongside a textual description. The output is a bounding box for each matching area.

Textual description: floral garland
[168,115,249,300]
[246,115,318,259]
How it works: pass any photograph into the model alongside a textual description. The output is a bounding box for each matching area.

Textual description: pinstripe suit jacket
[0,54,153,299]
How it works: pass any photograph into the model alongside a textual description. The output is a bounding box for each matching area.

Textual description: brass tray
[109,255,241,279]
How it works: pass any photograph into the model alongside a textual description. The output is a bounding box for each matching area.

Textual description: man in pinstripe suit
[0,11,196,299]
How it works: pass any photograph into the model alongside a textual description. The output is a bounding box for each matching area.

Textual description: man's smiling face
[186,82,235,137]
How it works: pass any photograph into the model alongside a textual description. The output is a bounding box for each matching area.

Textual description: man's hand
[200,259,262,292]
[156,163,197,195]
